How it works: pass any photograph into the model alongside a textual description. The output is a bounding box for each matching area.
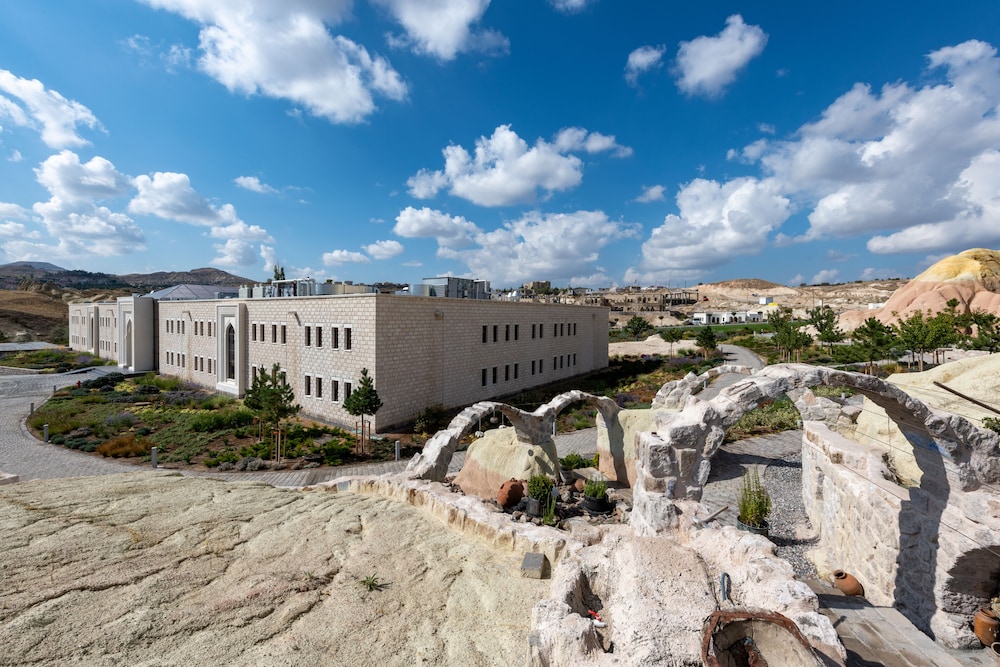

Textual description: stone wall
[802,420,1000,648]
[75,292,609,431]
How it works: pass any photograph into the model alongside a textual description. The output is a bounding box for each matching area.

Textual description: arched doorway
[226,323,236,381]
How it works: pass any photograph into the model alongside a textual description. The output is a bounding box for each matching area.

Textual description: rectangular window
[305,375,312,396]
[252,366,257,382]
[560,323,565,337]
[252,324,257,342]
[492,325,498,342]
[280,371,287,385]
[316,377,323,398]
[505,364,510,381]
[553,356,557,370]
[332,379,339,402]
[345,381,352,398]
[482,325,488,343]
[208,358,213,374]
[272,324,277,343]
[560,355,564,369]
[181,354,186,368]
[492,367,498,384]
[514,363,519,379]
[482,368,487,386]
[514,324,519,341]
[305,326,312,347]
[345,327,352,350]
[539,323,543,338]
[505,324,510,341]
[553,323,558,337]
[208,322,213,337]
[332,326,339,349]
[539,358,544,373]
[316,327,323,348]
[573,323,577,336]
[531,324,536,339]
[281,324,287,344]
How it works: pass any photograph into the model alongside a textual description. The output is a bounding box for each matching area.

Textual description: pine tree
[344,368,383,449]
[243,363,300,436]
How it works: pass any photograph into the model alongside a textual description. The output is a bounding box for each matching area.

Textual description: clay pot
[974,608,1000,647]
[832,570,864,597]
[497,480,524,509]
[573,479,586,493]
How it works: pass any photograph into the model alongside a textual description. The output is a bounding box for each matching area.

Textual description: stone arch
[406,391,622,483]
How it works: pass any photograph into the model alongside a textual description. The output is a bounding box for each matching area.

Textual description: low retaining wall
[331,474,574,565]
[802,421,1000,648]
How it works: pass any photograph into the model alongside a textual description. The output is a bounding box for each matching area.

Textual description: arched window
[226,324,236,380]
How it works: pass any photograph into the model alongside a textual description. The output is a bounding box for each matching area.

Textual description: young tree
[695,326,718,359]
[807,305,844,350]
[660,327,684,356]
[850,318,896,375]
[344,368,383,450]
[623,315,653,341]
[243,363,300,437]
[273,265,286,281]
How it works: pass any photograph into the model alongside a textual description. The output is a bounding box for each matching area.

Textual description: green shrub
[559,453,590,470]
[189,408,254,432]
[527,475,554,502]
[984,417,1000,433]
[324,440,352,465]
[414,404,448,434]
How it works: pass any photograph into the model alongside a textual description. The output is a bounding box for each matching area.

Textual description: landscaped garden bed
[26,372,422,470]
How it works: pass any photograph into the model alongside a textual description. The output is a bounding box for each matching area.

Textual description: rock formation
[840,248,1000,330]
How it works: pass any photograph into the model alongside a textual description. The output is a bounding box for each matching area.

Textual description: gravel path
[763,451,819,580]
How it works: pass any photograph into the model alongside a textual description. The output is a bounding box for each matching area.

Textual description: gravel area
[763,451,819,580]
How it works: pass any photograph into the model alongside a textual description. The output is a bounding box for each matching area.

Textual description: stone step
[808,580,996,666]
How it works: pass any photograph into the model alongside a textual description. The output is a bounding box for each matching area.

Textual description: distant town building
[68,282,608,430]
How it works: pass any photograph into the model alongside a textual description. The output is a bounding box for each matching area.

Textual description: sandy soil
[608,335,701,359]
[0,473,549,666]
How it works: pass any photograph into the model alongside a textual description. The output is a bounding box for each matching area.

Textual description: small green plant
[583,479,607,500]
[360,573,382,592]
[738,466,771,529]
[983,417,1000,433]
[527,474,554,502]
[541,493,557,526]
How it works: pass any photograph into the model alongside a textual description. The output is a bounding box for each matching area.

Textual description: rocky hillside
[839,248,1000,330]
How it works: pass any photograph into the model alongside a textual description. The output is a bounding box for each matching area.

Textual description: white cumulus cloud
[626,177,791,284]
[674,15,767,98]
[130,172,235,226]
[407,124,629,206]
[443,210,640,286]
[234,175,278,194]
[635,185,666,203]
[549,0,593,12]
[373,0,507,61]
[322,249,371,265]
[625,45,666,86]
[0,69,101,148]
[393,206,480,248]
[363,239,404,260]
[139,0,407,124]
[811,269,839,284]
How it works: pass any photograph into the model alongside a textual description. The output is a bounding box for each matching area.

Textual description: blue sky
[2,1,1000,289]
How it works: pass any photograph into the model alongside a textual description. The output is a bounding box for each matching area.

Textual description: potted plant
[526,474,553,516]
[583,479,612,513]
[737,466,771,536]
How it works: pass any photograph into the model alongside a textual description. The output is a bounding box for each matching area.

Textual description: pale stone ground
[608,335,701,358]
[0,472,549,667]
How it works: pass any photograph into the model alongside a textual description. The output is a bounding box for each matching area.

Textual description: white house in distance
[690,309,770,325]
[67,279,609,430]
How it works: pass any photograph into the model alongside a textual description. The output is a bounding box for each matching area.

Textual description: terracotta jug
[832,570,864,596]
[974,608,1000,646]
[497,479,524,509]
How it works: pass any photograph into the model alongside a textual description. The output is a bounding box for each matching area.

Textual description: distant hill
[0,263,253,291]
[117,267,252,289]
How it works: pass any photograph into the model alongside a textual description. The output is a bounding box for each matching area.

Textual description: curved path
[0,370,137,481]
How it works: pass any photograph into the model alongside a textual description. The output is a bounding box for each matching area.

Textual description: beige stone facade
[69,293,609,431]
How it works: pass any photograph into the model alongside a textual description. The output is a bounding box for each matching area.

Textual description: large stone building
[67,282,609,430]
